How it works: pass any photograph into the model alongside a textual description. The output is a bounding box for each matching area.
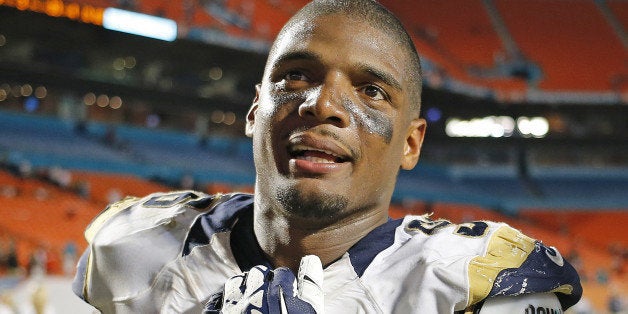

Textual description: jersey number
[407,219,489,238]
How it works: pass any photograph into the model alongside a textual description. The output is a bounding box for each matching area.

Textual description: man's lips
[286,134,354,174]
[287,134,353,164]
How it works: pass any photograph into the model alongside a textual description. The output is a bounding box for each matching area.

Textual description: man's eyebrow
[356,63,403,91]
[271,51,403,92]
[273,50,322,66]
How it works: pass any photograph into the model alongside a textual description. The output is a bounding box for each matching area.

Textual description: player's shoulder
[74,190,254,310]
[350,214,512,277]
[392,214,532,274]
[85,190,252,244]
[396,214,582,310]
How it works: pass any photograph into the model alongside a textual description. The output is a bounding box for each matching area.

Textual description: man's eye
[361,85,386,101]
[285,71,308,81]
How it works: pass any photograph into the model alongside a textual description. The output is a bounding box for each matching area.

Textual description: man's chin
[275,186,349,220]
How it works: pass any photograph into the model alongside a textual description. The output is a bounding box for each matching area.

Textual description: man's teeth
[319,150,340,158]
[296,155,336,163]
[292,145,342,159]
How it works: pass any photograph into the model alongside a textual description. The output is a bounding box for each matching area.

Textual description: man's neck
[252,200,389,272]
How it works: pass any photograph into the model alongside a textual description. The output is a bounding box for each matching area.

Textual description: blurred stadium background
[0,0,626,312]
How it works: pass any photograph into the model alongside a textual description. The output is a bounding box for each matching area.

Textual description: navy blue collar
[346,218,402,277]
[186,193,402,277]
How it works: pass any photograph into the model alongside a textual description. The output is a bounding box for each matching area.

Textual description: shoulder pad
[84,190,218,243]
[77,190,223,310]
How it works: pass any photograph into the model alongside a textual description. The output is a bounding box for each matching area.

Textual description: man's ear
[400,118,426,170]
[245,84,261,138]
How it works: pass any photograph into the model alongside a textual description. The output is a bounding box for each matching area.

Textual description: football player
[73,0,582,313]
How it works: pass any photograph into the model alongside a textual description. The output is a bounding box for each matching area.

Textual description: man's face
[247,13,425,221]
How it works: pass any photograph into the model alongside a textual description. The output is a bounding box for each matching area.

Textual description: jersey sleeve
[72,191,219,313]
[467,225,582,311]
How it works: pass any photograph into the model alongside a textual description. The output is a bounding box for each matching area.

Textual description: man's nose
[298,73,351,127]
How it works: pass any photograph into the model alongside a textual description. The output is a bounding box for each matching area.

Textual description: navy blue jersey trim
[230,208,273,271]
[182,193,272,272]
[347,218,402,277]
[487,241,582,310]
[202,194,255,233]
[185,194,403,277]
[183,193,254,256]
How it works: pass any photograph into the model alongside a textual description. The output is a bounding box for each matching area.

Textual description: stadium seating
[386,0,502,68]
[0,169,98,269]
[0,110,256,186]
[608,0,628,33]
[138,0,186,21]
[92,0,626,97]
[0,111,132,165]
[494,0,627,91]
[0,167,171,272]
[519,209,628,249]
[70,171,169,205]
[3,109,627,213]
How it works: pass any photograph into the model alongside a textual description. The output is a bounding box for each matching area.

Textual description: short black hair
[269,0,423,115]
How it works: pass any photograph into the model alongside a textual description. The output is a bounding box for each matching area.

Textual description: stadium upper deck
[1,0,625,103]
[115,0,628,101]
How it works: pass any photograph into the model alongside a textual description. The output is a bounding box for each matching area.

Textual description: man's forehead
[270,14,344,59]
[269,14,401,67]
[268,14,409,90]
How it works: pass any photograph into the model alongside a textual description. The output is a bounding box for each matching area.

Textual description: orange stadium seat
[494,0,627,91]
[0,169,170,273]
[223,0,308,40]
[0,169,20,186]
[608,0,628,36]
[0,170,102,271]
[138,0,186,21]
[386,0,503,68]
[384,0,528,95]
[70,170,169,205]
[2,170,625,311]
[77,0,625,94]
[125,0,628,94]
[519,209,628,248]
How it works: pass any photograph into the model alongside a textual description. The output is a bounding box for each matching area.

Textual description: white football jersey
[73,191,581,313]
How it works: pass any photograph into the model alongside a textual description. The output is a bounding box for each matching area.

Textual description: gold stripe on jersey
[84,196,140,243]
[551,284,574,295]
[467,225,536,307]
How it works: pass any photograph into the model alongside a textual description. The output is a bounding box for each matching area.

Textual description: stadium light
[445,116,515,138]
[517,116,549,138]
[445,115,549,138]
[103,8,177,42]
